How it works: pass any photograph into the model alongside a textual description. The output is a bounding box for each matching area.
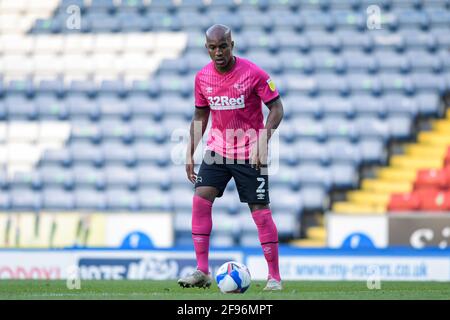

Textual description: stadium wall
[0,247,449,282]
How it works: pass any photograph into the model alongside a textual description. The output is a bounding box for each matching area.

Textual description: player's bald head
[205,24,232,42]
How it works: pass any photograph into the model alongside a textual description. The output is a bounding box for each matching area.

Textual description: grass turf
[0,280,449,300]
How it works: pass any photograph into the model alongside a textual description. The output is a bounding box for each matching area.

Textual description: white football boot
[177,270,213,289]
[263,278,283,291]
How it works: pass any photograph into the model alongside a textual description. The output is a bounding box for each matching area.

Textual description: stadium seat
[416,189,450,211]
[327,140,361,164]
[388,192,420,211]
[70,142,104,166]
[9,188,41,211]
[104,165,138,190]
[39,166,74,189]
[137,188,172,211]
[414,169,448,190]
[105,188,139,211]
[324,117,358,141]
[42,188,75,210]
[72,165,105,190]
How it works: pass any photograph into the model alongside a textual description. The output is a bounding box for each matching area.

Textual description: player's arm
[251,97,284,169]
[264,97,284,141]
[186,106,210,183]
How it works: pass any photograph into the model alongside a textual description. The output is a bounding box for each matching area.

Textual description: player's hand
[250,143,267,170]
[186,157,197,184]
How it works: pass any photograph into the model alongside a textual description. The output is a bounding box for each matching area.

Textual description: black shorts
[195,150,270,204]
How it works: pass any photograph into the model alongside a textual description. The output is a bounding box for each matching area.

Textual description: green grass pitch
[0,280,449,300]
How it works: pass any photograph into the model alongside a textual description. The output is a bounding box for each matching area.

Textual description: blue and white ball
[215,261,251,293]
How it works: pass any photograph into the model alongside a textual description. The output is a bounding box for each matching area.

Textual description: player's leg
[248,203,282,291]
[178,151,231,288]
[230,163,282,290]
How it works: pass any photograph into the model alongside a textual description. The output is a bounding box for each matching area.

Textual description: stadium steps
[333,105,450,214]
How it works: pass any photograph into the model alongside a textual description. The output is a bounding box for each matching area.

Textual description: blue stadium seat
[97,97,130,121]
[105,188,139,211]
[273,213,300,238]
[297,164,332,189]
[311,51,345,73]
[382,94,418,117]
[274,31,308,52]
[66,95,99,120]
[351,95,386,118]
[387,116,412,139]
[342,51,377,73]
[157,75,192,97]
[319,96,354,118]
[39,166,74,189]
[88,14,121,32]
[208,11,243,32]
[158,58,189,76]
[74,189,106,210]
[70,142,104,166]
[431,28,450,49]
[295,141,329,165]
[145,11,181,31]
[128,94,164,121]
[354,116,389,140]
[416,93,440,116]
[284,95,322,118]
[239,9,273,32]
[323,117,358,141]
[315,74,349,95]
[42,188,75,210]
[306,31,342,52]
[69,80,98,98]
[211,235,235,247]
[400,29,437,51]
[12,171,42,190]
[104,165,138,190]
[375,50,410,73]
[283,74,318,95]
[40,148,72,167]
[300,186,328,211]
[136,165,170,190]
[337,30,373,51]
[71,119,102,143]
[99,119,133,144]
[382,68,411,93]
[359,138,386,164]
[299,10,334,30]
[10,188,41,211]
[269,164,300,189]
[134,142,169,166]
[242,30,279,53]
[101,142,136,166]
[118,12,152,31]
[292,118,326,140]
[119,0,146,13]
[99,80,127,97]
[0,192,10,210]
[331,10,365,30]
[159,95,192,119]
[5,96,37,120]
[245,51,282,74]
[89,0,116,13]
[425,8,450,27]
[130,118,166,143]
[38,80,65,97]
[138,188,172,211]
[327,140,361,164]
[330,163,358,188]
[6,79,34,97]
[35,94,69,120]
[411,72,446,93]
[394,9,429,30]
[269,9,302,31]
[279,51,314,74]
[72,165,106,190]
[348,73,382,95]
[172,186,194,210]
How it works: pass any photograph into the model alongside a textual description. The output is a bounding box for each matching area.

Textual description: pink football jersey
[195,56,280,159]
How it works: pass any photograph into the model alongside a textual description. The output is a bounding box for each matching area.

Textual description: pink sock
[192,195,213,274]
[251,208,281,281]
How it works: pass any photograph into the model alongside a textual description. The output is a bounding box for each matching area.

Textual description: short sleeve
[195,73,209,108]
[254,67,280,105]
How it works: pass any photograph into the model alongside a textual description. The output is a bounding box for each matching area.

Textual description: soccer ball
[215,261,251,293]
